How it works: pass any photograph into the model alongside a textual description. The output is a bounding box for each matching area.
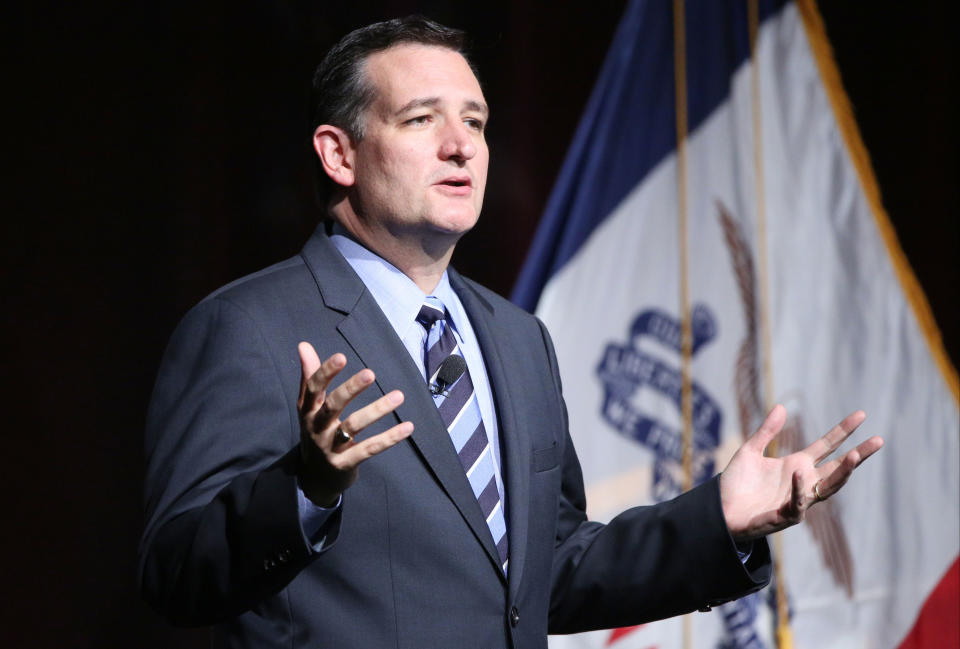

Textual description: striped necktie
[417,296,508,573]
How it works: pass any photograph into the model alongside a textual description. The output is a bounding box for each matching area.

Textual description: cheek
[474,150,490,200]
[379,147,423,192]
[357,138,413,186]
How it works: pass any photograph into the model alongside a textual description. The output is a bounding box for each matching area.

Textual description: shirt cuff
[297,486,342,552]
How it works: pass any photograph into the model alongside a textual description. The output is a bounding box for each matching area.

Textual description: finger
[337,421,414,467]
[302,350,348,413]
[313,368,376,433]
[815,457,842,479]
[328,421,356,449]
[854,435,884,464]
[297,342,322,409]
[805,410,866,464]
[779,470,803,522]
[792,470,804,516]
[746,404,786,454]
[817,451,858,498]
[340,390,405,437]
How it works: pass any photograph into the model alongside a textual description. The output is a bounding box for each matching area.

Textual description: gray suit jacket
[139,227,770,648]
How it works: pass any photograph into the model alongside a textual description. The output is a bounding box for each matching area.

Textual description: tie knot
[416,296,447,331]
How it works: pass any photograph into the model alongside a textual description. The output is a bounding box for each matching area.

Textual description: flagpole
[672,1,694,648]
[748,1,792,647]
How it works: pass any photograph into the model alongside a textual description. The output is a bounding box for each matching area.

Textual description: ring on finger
[813,479,825,502]
[334,426,353,445]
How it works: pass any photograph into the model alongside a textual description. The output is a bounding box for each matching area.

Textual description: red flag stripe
[605,624,645,645]
[898,556,960,649]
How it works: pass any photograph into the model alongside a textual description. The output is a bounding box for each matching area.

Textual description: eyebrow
[394,97,489,117]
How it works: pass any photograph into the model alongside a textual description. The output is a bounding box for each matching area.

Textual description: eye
[405,115,431,127]
[464,117,485,132]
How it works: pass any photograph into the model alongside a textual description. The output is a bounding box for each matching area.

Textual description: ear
[313,124,356,188]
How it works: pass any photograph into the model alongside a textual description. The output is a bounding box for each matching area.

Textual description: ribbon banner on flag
[513,1,959,648]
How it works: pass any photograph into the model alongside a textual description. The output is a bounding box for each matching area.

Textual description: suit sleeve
[138,296,340,626]
[536,319,772,633]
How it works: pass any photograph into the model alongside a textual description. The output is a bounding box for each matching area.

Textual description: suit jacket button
[510,607,520,627]
[698,605,712,612]
[264,558,276,571]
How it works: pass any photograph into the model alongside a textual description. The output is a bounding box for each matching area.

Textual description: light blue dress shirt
[297,231,505,546]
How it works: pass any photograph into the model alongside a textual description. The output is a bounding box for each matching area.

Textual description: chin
[430,210,480,236]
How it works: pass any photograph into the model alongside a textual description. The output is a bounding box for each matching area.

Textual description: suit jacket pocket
[532,442,559,472]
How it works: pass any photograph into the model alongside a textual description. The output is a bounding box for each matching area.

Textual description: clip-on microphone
[430,355,467,397]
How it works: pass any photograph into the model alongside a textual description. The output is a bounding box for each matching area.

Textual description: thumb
[747,404,786,454]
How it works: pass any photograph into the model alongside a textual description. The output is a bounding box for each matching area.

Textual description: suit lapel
[450,271,532,598]
[300,230,505,579]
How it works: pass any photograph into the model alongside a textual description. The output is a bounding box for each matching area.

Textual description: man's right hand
[297,341,414,507]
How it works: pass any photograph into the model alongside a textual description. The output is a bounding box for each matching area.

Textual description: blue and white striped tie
[417,296,508,574]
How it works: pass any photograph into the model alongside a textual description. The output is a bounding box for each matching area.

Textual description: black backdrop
[7,2,955,647]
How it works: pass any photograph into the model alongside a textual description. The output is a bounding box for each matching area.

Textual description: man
[139,16,883,648]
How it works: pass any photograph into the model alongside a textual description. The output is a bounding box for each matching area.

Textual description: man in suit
[139,16,883,648]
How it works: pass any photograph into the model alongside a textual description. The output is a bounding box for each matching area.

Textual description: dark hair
[310,16,476,209]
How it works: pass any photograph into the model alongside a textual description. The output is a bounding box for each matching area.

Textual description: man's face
[349,44,489,245]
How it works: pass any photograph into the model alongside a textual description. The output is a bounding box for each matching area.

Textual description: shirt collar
[329,228,463,340]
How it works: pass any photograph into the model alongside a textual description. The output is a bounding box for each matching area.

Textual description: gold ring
[334,426,353,445]
[813,479,825,502]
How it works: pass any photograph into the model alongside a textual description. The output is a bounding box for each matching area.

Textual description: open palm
[719,405,884,541]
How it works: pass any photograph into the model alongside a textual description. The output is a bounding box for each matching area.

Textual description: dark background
[7,2,955,646]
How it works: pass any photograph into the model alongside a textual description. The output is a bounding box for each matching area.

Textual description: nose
[439,121,477,162]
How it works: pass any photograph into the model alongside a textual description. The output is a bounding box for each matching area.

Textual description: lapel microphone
[430,355,467,397]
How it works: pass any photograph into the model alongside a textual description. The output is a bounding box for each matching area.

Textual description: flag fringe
[795,0,959,405]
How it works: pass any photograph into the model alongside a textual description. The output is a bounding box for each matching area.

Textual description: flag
[512,1,960,648]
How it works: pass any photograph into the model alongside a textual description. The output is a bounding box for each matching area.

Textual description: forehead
[363,44,485,112]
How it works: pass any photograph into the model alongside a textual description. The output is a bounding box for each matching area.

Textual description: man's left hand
[719,404,884,542]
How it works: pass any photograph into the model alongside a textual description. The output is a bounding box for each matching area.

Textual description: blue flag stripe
[511,0,788,310]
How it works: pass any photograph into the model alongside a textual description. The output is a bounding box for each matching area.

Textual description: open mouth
[438,177,471,188]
